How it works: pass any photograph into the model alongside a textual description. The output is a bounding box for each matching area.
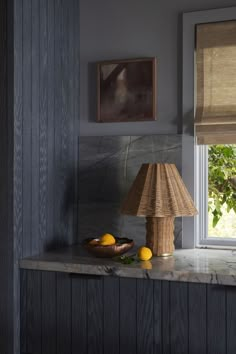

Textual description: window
[182,7,236,249]
[195,20,236,247]
[196,144,236,247]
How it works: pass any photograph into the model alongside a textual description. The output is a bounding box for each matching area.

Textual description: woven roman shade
[195,20,236,145]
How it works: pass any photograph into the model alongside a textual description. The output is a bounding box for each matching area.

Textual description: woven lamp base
[146,217,175,256]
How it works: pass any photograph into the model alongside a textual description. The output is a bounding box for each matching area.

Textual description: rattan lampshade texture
[121,164,198,256]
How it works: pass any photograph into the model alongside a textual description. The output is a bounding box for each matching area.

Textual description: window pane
[208,144,236,238]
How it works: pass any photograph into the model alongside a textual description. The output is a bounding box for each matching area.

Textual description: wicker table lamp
[121,164,198,256]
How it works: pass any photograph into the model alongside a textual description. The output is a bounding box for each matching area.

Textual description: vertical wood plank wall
[14,0,79,351]
[0,0,13,353]
[21,271,236,354]
[14,0,79,260]
[0,0,79,353]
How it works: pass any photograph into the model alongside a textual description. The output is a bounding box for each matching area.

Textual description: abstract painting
[97,58,156,122]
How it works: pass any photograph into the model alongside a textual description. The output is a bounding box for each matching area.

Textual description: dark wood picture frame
[97,58,157,123]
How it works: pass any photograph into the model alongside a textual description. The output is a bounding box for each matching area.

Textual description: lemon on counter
[99,233,116,246]
[138,246,152,261]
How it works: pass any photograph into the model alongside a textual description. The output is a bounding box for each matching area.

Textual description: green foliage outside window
[208,145,236,227]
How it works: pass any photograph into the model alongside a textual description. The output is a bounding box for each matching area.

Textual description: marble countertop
[19,245,236,286]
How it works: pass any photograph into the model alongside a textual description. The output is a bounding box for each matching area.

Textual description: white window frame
[182,6,236,249]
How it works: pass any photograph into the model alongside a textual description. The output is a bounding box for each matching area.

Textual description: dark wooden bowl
[83,237,134,258]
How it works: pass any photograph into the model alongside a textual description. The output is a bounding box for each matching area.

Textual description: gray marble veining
[79,135,182,247]
[20,246,236,286]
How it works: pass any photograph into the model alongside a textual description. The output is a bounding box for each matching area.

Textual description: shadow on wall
[44,165,78,252]
[79,135,182,248]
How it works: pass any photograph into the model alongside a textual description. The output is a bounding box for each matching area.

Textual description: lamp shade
[121,163,197,217]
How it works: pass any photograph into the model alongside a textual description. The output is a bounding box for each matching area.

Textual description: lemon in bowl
[83,236,134,258]
[99,233,116,246]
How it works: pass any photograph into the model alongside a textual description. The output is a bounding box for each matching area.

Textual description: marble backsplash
[79,135,182,248]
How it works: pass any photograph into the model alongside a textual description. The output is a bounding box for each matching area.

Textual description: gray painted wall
[79,0,236,137]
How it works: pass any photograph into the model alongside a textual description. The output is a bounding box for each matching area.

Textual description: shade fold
[195,20,236,145]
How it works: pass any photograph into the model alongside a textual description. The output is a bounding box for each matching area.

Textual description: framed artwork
[97,58,157,122]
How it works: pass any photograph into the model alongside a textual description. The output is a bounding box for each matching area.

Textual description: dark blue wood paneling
[67,0,77,245]
[0,0,13,351]
[153,280,162,353]
[0,0,79,352]
[27,271,42,354]
[47,0,56,248]
[207,285,226,354]
[31,0,40,255]
[189,283,207,354]
[162,281,171,354]
[120,278,137,354]
[103,277,120,354]
[16,0,79,255]
[39,0,48,252]
[22,0,32,257]
[42,272,57,354]
[72,276,87,354]
[13,0,23,351]
[58,0,69,242]
[170,282,188,354]
[73,0,79,245]
[87,278,103,354]
[21,272,236,354]
[20,270,27,353]
[54,0,63,247]
[13,0,23,260]
[14,0,79,351]
[227,287,236,354]
[137,279,154,354]
[11,0,21,350]
[57,273,72,354]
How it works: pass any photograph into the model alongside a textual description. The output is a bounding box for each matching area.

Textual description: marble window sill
[19,245,236,286]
